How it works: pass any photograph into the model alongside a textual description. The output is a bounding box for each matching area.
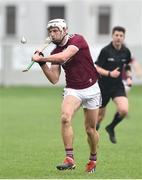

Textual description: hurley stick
[22,37,51,72]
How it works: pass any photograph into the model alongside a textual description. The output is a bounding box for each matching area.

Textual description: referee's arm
[95,48,111,77]
[95,48,120,78]
[95,65,110,77]
[125,63,132,86]
[95,65,120,78]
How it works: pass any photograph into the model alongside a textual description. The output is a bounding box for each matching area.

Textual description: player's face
[112,31,125,48]
[48,27,65,44]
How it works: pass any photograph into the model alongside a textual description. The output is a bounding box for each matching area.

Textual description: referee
[95,26,132,143]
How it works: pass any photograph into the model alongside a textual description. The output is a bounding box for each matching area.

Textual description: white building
[0,0,142,86]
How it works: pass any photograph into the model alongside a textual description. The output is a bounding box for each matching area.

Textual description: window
[47,6,65,21]
[98,6,111,35]
[6,5,16,35]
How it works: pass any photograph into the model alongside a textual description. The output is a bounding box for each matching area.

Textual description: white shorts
[63,82,102,109]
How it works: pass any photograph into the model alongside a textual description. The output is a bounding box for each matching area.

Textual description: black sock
[109,112,125,129]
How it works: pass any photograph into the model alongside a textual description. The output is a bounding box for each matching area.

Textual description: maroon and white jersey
[51,34,98,89]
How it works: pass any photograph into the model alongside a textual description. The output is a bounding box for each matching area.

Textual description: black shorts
[99,82,127,108]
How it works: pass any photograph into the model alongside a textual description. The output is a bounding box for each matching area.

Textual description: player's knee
[119,108,128,117]
[85,126,95,137]
[61,112,72,126]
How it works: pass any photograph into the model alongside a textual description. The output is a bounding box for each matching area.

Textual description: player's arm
[32,45,79,64]
[40,63,61,84]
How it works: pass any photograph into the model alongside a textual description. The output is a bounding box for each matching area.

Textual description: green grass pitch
[0,85,142,179]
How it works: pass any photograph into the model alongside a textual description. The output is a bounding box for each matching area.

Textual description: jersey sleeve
[95,48,107,67]
[68,35,87,49]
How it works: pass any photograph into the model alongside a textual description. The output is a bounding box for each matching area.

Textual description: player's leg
[113,96,129,123]
[96,91,110,130]
[96,107,106,130]
[81,82,101,173]
[84,108,99,173]
[61,95,81,149]
[84,108,99,154]
[105,83,128,143]
[106,96,128,143]
[56,95,81,170]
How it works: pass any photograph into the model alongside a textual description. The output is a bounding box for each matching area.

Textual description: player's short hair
[112,26,126,34]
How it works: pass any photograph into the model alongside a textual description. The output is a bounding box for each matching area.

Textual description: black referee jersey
[95,42,132,88]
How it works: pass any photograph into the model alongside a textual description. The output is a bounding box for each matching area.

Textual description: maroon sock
[89,153,97,161]
[65,148,74,159]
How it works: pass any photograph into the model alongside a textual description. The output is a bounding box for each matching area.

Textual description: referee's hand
[126,77,132,87]
[110,67,120,78]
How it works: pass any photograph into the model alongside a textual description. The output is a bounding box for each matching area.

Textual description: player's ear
[63,27,68,33]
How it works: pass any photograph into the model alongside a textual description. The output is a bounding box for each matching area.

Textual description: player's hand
[32,51,44,62]
[32,53,42,62]
[110,67,120,78]
[32,51,46,66]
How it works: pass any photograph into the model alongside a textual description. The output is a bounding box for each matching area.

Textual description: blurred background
[0,0,142,86]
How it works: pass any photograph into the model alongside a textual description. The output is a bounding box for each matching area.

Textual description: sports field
[0,85,142,179]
